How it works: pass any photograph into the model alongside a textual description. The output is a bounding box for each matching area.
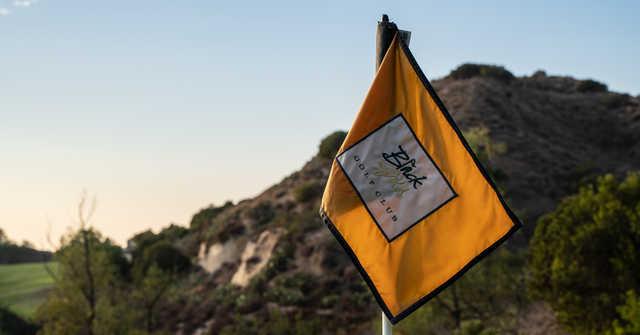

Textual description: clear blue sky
[1,0,638,248]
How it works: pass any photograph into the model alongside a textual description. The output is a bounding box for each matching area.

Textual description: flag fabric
[319,33,522,324]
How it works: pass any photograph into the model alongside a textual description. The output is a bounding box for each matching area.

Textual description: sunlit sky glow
[1,0,638,249]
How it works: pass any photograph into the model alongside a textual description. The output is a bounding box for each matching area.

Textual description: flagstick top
[375,15,411,70]
[376,14,397,70]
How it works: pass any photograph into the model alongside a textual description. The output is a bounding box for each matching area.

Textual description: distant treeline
[0,228,52,264]
[0,244,52,264]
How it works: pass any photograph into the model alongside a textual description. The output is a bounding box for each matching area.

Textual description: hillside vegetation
[10,64,639,335]
[160,64,639,334]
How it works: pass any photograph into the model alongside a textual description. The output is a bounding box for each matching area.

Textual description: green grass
[0,262,57,319]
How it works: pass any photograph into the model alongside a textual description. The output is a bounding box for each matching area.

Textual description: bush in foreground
[530,173,640,334]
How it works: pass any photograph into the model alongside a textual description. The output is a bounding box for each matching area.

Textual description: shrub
[200,210,246,244]
[266,273,318,307]
[139,241,191,274]
[604,94,630,109]
[321,237,349,271]
[463,126,508,184]
[577,79,607,93]
[394,248,527,334]
[265,285,306,306]
[247,202,275,226]
[293,181,323,203]
[158,224,189,242]
[464,126,507,163]
[449,63,515,83]
[262,238,294,278]
[288,209,323,238]
[318,131,347,159]
[610,290,640,335]
[529,173,640,334]
[211,284,241,311]
[189,201,233,231]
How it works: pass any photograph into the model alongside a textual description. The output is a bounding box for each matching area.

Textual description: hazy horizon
[2,0,638,249]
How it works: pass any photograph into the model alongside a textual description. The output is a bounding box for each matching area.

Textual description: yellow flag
[319,34,521,323]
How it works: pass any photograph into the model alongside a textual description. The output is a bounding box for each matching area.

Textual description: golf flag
[319,34,521,324]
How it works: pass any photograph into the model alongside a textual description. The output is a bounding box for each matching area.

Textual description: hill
[432,66,640,239]
[163,65,640,334]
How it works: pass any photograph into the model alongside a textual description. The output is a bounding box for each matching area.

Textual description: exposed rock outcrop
[231,229,282,287]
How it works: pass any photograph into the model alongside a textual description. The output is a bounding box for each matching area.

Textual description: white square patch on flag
[336,114,457,241]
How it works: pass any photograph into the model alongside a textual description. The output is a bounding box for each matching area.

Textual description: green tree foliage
[610,290,640,335]
[37,228,130,335]
[394,248,528,335]
[128,234,191,333]
[136,241,190,275]
[318,131,347,159]
[128,224,189,261]
[37,196,191,335]
[293,181,323,203]
[131,265,178,334]
[529,173,640,334]
[189,201,234,232]
[247,202,275,226]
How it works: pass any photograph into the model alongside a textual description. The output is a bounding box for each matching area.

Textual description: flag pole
[375,14,410,335]
[376,15,394,335]
[382,311,393,335]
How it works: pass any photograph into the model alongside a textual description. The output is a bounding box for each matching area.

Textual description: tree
[449,63,515,83]
[36,195,192,334]
[21,240,35,249]
[131,241,191,333]
[189,201,233,232]
[395,248,528,335]
[318,131,347,159]
[0,228,9,244]
[37,196,131,335]
[132,264,176,333]
[529,173,640,334]
[128,224,189,261]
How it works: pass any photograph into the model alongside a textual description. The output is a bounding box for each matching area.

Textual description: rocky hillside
[163,65,640,334]
[434,66,640,238]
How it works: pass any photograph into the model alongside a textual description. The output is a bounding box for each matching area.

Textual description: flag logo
[336,114,456,241]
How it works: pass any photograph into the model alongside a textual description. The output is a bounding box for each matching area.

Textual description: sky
[1,0,638,249]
